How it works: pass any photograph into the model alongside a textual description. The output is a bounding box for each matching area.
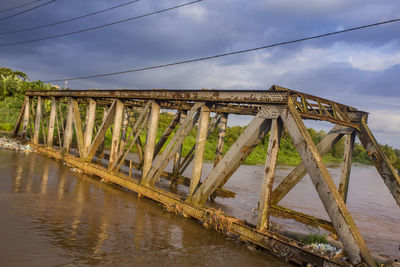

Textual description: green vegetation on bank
[1,67,400,172]
[0,67,56,131]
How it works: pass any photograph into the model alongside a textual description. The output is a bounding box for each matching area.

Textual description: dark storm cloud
[1,0,399,85]
[1,0,400,145]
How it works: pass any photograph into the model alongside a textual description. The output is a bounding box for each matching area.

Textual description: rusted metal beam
[29,98,35,140]
[270,205,335,233]
[72,99,85,158]
[58,101,65,134]
[177,115,220,177]
[41,100,48,146]
[108,100,124,170]
[119,108,129,153]
[26,89,289,104]
[113,102,151,172]
[153,111,181,159]
[55,105,62,147]
[172,111,186,176]
[257,118,283,232]
[85,100,117,162]
[135,136,144,166]
[33,96,42,144]
[357,120,400,207]
[142,102,202,186]
[26,89,367,126]
[281,100,376,266]
[21,96,30,139]
[47,97,57,148]
[189,106,283,206]
[270,85,367,128]
[142,101,160,180]
[190,104,210,196]
[271,126,345,205]
[104,152,236,199]
[338,131,355,203]
[214,113,227,168]
[83,99,96,157]
[62,100,74,154]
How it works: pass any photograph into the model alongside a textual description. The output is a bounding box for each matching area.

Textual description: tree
[0,67,28,80]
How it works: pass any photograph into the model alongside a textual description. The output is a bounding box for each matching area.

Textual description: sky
[1,0,400,147]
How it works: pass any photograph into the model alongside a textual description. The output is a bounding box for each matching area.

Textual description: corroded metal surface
[25,88,368,126]
[12,86,400,267]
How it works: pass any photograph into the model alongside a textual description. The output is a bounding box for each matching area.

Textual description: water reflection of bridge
[11,85,400,266]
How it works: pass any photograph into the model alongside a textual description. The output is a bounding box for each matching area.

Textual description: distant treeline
[1,67,400,171]
[153,113,399,167]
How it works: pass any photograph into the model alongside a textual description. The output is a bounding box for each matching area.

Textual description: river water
[0,150,399,266]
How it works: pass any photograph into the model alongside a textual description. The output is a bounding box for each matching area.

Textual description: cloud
[330,42,400,71]
[1,0,400,148]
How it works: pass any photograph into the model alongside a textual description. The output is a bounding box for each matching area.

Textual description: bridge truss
[12,85,400,267]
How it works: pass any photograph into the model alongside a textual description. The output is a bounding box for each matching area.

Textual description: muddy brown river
[0,150,399,266]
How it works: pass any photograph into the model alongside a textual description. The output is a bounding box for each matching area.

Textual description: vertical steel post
[21,96,30,139]
[96,105,109,160]
[58,101,65,134]
[257,118,282,232]
[142,101,160,180]
[338,131,355,203]
[84,99,96,157]
[33,96,42,144]
[29,98,35,140]
[136,137,144,165]
[119,108,129,153]
[190,104,210,195]
[72,99,85,158]
[108,100,124,170]
[47,97,57,147]
[214,113,227,168]
[173,111,186,175]
[63,100,74,154]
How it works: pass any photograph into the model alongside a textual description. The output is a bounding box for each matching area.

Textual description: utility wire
[0,0,140,35]
[0,0,43,13]
[43,17,400,83]
[0,0,56,23]
[0,0,202,46]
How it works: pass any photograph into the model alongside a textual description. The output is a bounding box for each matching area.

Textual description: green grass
[0,122,13,132]
[302,234,328,244]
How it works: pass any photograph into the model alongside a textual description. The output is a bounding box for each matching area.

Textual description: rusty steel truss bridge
[11,85,400,267]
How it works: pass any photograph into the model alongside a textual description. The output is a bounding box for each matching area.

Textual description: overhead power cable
[43,17,400,83]
[0,0,43,13]
[0,0,202,46]
[0,0,57,22]
[0,0,141,35]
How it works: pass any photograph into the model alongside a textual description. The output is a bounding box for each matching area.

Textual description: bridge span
[11,85,400,266]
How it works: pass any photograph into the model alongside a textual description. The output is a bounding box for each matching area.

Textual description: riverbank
[0,137,34,152]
